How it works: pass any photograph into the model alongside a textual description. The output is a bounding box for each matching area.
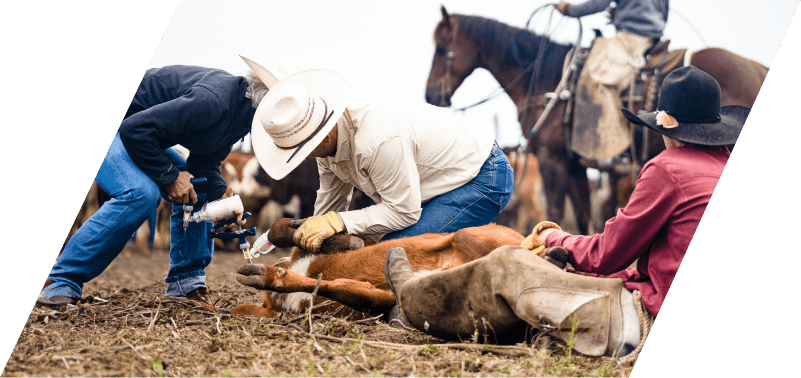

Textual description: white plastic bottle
[190,195,245,223]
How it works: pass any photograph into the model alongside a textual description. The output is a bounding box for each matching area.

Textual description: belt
[492,141,500,153]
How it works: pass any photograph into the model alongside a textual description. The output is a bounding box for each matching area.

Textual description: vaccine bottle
[190,195,245,223]
[249,232,276,259]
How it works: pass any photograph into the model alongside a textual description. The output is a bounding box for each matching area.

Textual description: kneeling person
[243,58,514,251]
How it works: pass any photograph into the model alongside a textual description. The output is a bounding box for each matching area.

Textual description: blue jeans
[41,133,214,300]
[383,144,514,240]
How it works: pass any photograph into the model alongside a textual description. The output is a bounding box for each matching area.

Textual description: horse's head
[425,6,481,107]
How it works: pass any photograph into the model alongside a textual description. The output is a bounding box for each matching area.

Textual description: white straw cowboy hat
[240,56,350,180]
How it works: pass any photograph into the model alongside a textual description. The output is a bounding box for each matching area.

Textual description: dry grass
[4,248,634,377]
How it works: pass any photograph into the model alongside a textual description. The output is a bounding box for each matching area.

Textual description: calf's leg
[237,264,396,315]
[227,304,273,317]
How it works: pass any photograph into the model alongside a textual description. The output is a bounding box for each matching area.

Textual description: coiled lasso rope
[617,290,654,365]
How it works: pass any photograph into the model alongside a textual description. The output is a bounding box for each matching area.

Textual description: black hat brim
[621,105,750,146]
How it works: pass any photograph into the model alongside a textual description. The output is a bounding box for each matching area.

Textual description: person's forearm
[119,125,179,187]
[338,203,420,235]
[566,0,613,17]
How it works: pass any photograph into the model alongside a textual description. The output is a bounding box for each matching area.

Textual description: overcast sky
[149,0,799,149]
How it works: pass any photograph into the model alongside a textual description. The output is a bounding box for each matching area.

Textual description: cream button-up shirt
[314,101,493,235]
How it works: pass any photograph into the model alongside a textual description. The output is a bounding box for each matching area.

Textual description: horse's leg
[596,170,622,233]
[517,153,543,233]
[237,264,396,315]
[567,154,591,235]
[535,147,568,228]
[513,183,536,234]
[515,200,535,234]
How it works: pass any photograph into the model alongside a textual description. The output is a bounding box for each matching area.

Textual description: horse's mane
[448,14,573,85]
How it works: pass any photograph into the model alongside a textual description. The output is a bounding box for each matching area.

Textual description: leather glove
[520,221,562,256]
[292,212,345,252]
[606,5,616,23]
[555,1,570,16]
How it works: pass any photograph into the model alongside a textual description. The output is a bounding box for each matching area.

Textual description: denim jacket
[568,0,669,38]
[119,65,256,199]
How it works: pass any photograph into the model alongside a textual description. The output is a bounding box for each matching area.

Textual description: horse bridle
[438,50,455,107]
[434,5,584,203]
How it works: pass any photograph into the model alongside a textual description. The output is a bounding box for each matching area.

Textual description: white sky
[150,0,799,149]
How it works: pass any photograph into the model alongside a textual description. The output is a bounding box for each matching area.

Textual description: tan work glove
[292,212,345,252]
[555,1,570,16]
[520,221,562,257]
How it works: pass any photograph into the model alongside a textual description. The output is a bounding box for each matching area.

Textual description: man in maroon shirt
[383,66,749,360]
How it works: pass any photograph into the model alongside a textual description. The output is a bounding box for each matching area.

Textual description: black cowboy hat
[621,66,750,146]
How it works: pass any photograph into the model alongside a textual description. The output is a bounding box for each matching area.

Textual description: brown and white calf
[225,219,529,318]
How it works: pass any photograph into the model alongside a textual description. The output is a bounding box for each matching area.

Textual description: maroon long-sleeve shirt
[545,146,730,316]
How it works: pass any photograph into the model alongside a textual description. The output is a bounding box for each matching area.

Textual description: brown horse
[425,6,767,233]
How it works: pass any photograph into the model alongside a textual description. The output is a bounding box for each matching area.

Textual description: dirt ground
[4,243,635,377]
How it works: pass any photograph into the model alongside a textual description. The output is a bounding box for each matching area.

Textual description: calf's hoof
[544,246,570,270]
[236,264,267,289]
[347,235,365,250]
[267,219,299,248]
[236,264,288,291]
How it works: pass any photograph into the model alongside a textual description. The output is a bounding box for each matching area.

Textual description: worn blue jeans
[383,144,514,240]
[41,133,213,301]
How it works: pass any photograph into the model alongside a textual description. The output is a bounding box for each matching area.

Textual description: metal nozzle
[182,204,193,231]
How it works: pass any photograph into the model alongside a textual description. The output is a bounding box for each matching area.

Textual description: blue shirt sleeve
[119,86,223,187]
[567,0,614,17]
[568,0,669,37]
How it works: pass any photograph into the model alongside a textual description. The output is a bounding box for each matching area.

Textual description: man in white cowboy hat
[37,64,269,306]
[241,56,514,252]
[383,66,749,361]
